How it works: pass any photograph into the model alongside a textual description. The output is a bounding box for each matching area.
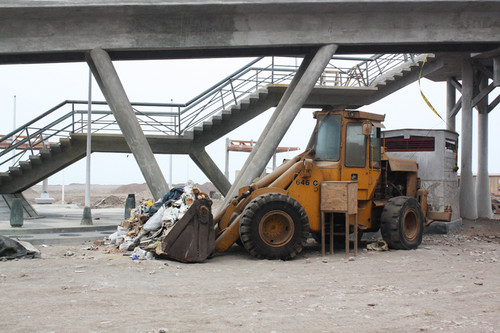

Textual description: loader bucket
[160,199,215,263]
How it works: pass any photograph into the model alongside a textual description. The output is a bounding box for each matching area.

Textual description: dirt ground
[0,219,499,333]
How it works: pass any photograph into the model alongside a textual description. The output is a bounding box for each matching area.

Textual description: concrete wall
[382,129,460,221]
[473,174,500,197]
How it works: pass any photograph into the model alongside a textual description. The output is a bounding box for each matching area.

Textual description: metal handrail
[0,53,419,171]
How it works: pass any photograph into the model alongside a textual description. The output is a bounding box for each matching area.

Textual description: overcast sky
[0,56,499,188]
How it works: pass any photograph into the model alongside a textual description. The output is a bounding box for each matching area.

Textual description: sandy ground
[0,219,499,332]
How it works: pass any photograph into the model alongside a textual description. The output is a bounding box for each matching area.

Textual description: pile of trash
[0,235,41,260]
[107,185,210,260]
[92,195,124,208]
[492,196,500,214]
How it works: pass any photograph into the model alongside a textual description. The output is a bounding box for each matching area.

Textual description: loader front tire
[380,196,424,250]
[239,193,309,260]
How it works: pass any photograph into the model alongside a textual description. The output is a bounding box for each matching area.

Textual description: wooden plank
[347,182,358,214]
[320,181,358,214]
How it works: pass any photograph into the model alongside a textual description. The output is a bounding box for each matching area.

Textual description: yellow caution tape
[418,54,444,121]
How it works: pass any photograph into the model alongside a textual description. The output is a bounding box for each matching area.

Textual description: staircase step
[211,115,223,123]
[29,155,42,165]
[239,99,251,109]
[257,88,269,98]
[19,161,32,171]
[40,149,51,159]
[9,166,22,177]
[221,110,232,119]
[249,93,260,103]
[0,172,11,184]
[202,121,213,130]
[50,143,62,153]
[193,126,203,135]
[59,137,71,147]
[230,105,241,114]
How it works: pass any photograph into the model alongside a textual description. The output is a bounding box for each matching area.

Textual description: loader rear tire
[239,193,309,260]
[380,196,424,250]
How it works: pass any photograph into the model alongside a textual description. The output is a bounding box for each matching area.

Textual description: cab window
[315,114,341,161]
[370,126,381,168]
[345,123,366,167]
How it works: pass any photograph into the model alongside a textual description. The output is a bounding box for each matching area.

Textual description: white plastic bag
[162,206,179,224]
[143,206,165,231]
[108,226,127,244]
[131,247,148,260]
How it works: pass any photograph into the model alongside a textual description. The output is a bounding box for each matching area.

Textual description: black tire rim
[258,210,295,247]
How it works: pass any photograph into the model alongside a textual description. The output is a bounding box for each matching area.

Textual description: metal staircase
[0,53,436,194]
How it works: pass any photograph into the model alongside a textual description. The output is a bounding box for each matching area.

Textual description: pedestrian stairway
[0,54,438,195]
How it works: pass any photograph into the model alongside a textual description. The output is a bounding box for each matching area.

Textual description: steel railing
[0,54,419,170]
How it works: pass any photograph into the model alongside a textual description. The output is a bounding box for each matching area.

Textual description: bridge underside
[1,1,500,64]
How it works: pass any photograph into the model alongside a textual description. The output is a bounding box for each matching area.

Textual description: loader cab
[310,109,384,169]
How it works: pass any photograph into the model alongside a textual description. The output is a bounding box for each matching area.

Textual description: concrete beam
[1,1,500,64]
[226,51,315,200]
[225,44,338,202]
[459,58,477,220]
[494,57,500,86]
[450,97,462,118]
[189,149,231,196]
[70,133,195,154]
[224,50,315,201]
[86,48,169,200]
[489,94,500,113]
[446,78,456,131]
[450,77,462,93]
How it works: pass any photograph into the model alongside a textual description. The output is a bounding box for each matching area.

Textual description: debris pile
[367,239,389,251]
[0,235,41,260]
[92,195,124,208]
[107,185,210,260]
[491,196,500,214]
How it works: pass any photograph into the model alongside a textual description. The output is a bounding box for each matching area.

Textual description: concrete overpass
[1,0,500,220]
[0,1,499,63]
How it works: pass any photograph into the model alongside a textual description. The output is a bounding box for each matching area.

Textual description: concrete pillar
[225,45,337,201]
[459,58,477,220]
[86,48,169,200]
[446,78,456,132]
[190,148,231,196]
[494,57,500,86]
[476,75,492,219]
[35,178,55,204]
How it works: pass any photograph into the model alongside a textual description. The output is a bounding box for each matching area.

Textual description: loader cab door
[345,122,367,168]
[341,120,382,201]
[312,114,342,161]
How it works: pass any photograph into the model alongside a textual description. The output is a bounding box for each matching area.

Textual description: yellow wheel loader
[161,109,451,262]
